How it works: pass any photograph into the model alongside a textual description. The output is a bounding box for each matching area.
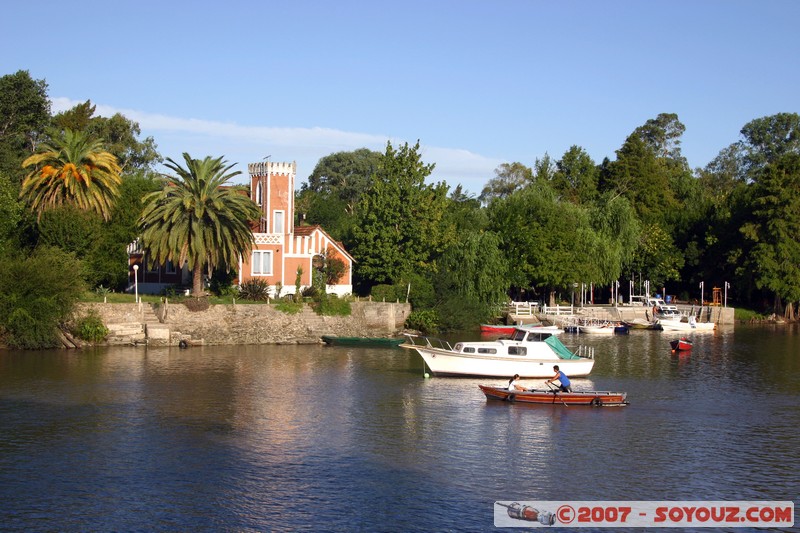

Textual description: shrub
[275,301,303,314]
[406,309,439,334]
[370,284,398,302]
[313,295,352,316]
[238,279,271,301]
[73,308,109,342]
[0,246,85,349]
[183,297,210,312]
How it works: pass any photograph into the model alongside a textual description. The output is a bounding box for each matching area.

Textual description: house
[128,160,353,297]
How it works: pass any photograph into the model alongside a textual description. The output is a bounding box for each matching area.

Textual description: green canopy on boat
[545,335,582,360]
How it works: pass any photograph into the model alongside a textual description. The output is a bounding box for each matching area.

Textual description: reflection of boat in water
[400,325,595,378]
[479,385,629,406]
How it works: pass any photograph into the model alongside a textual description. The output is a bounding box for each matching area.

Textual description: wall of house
[76,301,411,346]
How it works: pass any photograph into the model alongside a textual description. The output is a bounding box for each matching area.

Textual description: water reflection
[0,325,798,530]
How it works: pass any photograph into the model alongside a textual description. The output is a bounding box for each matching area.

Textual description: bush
[313,295,352,316]
[73,308,109,342]
[238,279,271,301]
[370,284,398,302]
[0,246,85,349]
[183,297,210,312]
[406,309,439,334]
[275,301,303,314]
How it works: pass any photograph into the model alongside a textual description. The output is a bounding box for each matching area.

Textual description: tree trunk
[192,261,204,296]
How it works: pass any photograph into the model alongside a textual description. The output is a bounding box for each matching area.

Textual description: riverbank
[75,301,412,347]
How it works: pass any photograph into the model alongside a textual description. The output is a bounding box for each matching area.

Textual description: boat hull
[480,324,516,335]
[321,335,405,347]
[670,338,693,351]
[658,319,715,332]
[402,345,595,378]
[479,385,628,406]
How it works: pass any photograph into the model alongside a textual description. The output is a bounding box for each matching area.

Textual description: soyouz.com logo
[494,500,794,528]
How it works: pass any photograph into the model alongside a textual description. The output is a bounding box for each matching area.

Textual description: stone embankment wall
[75,301,411,346]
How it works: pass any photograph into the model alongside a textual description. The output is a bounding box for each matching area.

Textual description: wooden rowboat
[479,384,629,407]
[321,335,405,348]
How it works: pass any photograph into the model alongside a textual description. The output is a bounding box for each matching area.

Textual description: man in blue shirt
[546,365,572,392]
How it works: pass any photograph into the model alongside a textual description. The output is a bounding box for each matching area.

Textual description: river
[1,325,798,531]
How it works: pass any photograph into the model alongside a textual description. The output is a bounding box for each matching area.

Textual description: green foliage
[73,308,108,342]
[51,100,161,174]
[370,284,400,302]
[436,230,509,307]
[303,148,383,214]
[0,246,85,348]
[140,153,261,296]
[405,309,439,334]
[0,70,51,181]
[210,267,238,297]
[352,141,452,286]
[0,172,22,253]
[275,300,303,314]
[238,279,271,301]
[434,293,491,331]
[479,162,532,203]
[313,294,352,316]
[21,128,122,222]
[294,266,303,303]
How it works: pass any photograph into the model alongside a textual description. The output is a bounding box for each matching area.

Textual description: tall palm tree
[20,128,122,221]
[140,153,261,296]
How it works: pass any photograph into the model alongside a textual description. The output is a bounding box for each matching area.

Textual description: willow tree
[139,154,261,296]
[20,128,121,221]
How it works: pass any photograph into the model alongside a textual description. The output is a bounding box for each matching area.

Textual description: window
[508,346,527,356]
[255,181,262,206]
[477,348,497,354]
[273,211,284,234]
[462,347,475,353]
[251,250,273,276]
[165,260,176,274]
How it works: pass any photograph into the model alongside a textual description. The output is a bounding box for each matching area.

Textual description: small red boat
[670,337,693,352]
[480,324,516,335]
[479,385,629,407]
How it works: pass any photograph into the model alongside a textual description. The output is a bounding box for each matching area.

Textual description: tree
[739,152,800,315]
[0,246,85,349]
[552,145,599,204]
[139,154,262,296]
[0,70,51,181]
[351,141,451,287]
[20,128,122,221]
[479,162,532,204]
[52,100,161,174]
[303,148,382,214]
[738,112,800,173]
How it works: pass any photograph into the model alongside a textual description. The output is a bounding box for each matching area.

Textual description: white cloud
[50,97,500,193]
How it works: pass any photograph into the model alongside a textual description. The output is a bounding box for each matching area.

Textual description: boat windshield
[511,329,527,341]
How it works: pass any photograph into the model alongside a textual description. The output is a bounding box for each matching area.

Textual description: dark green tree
[0,70,51,181]
[552,145,599,204]
[351,141,451,287]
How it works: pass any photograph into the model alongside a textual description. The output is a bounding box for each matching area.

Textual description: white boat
[578,321,616,334]
[399,325,595,378]
[658,317,715,332]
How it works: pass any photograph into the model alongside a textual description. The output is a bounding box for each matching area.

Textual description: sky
[2,1,799,194]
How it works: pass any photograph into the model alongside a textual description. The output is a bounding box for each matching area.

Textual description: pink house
[128,160,353,296]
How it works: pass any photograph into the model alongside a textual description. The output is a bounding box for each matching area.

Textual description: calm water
[1,325,798,532]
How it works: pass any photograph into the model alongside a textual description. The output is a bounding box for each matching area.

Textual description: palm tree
[139,153,261,296]
[20,128,122,221]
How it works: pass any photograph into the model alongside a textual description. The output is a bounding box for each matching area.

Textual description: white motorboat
[658,317,715,332]
[399,325,595,378]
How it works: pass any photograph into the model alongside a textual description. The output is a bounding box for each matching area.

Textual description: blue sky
[3,1,798,193]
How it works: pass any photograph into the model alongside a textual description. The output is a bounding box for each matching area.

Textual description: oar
[545,381,569,407]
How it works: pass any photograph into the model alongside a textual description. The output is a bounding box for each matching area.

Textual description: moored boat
[479,384,629,406]
[670,337,693,351]
[658,317,715,332]
[400,325,595,378]
[480,324,517,335]
[321,335,406,347]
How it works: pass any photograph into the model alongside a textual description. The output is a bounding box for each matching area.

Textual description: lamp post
[133,264,139,304]
[724,281,730,307]
[699,281,704,307]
